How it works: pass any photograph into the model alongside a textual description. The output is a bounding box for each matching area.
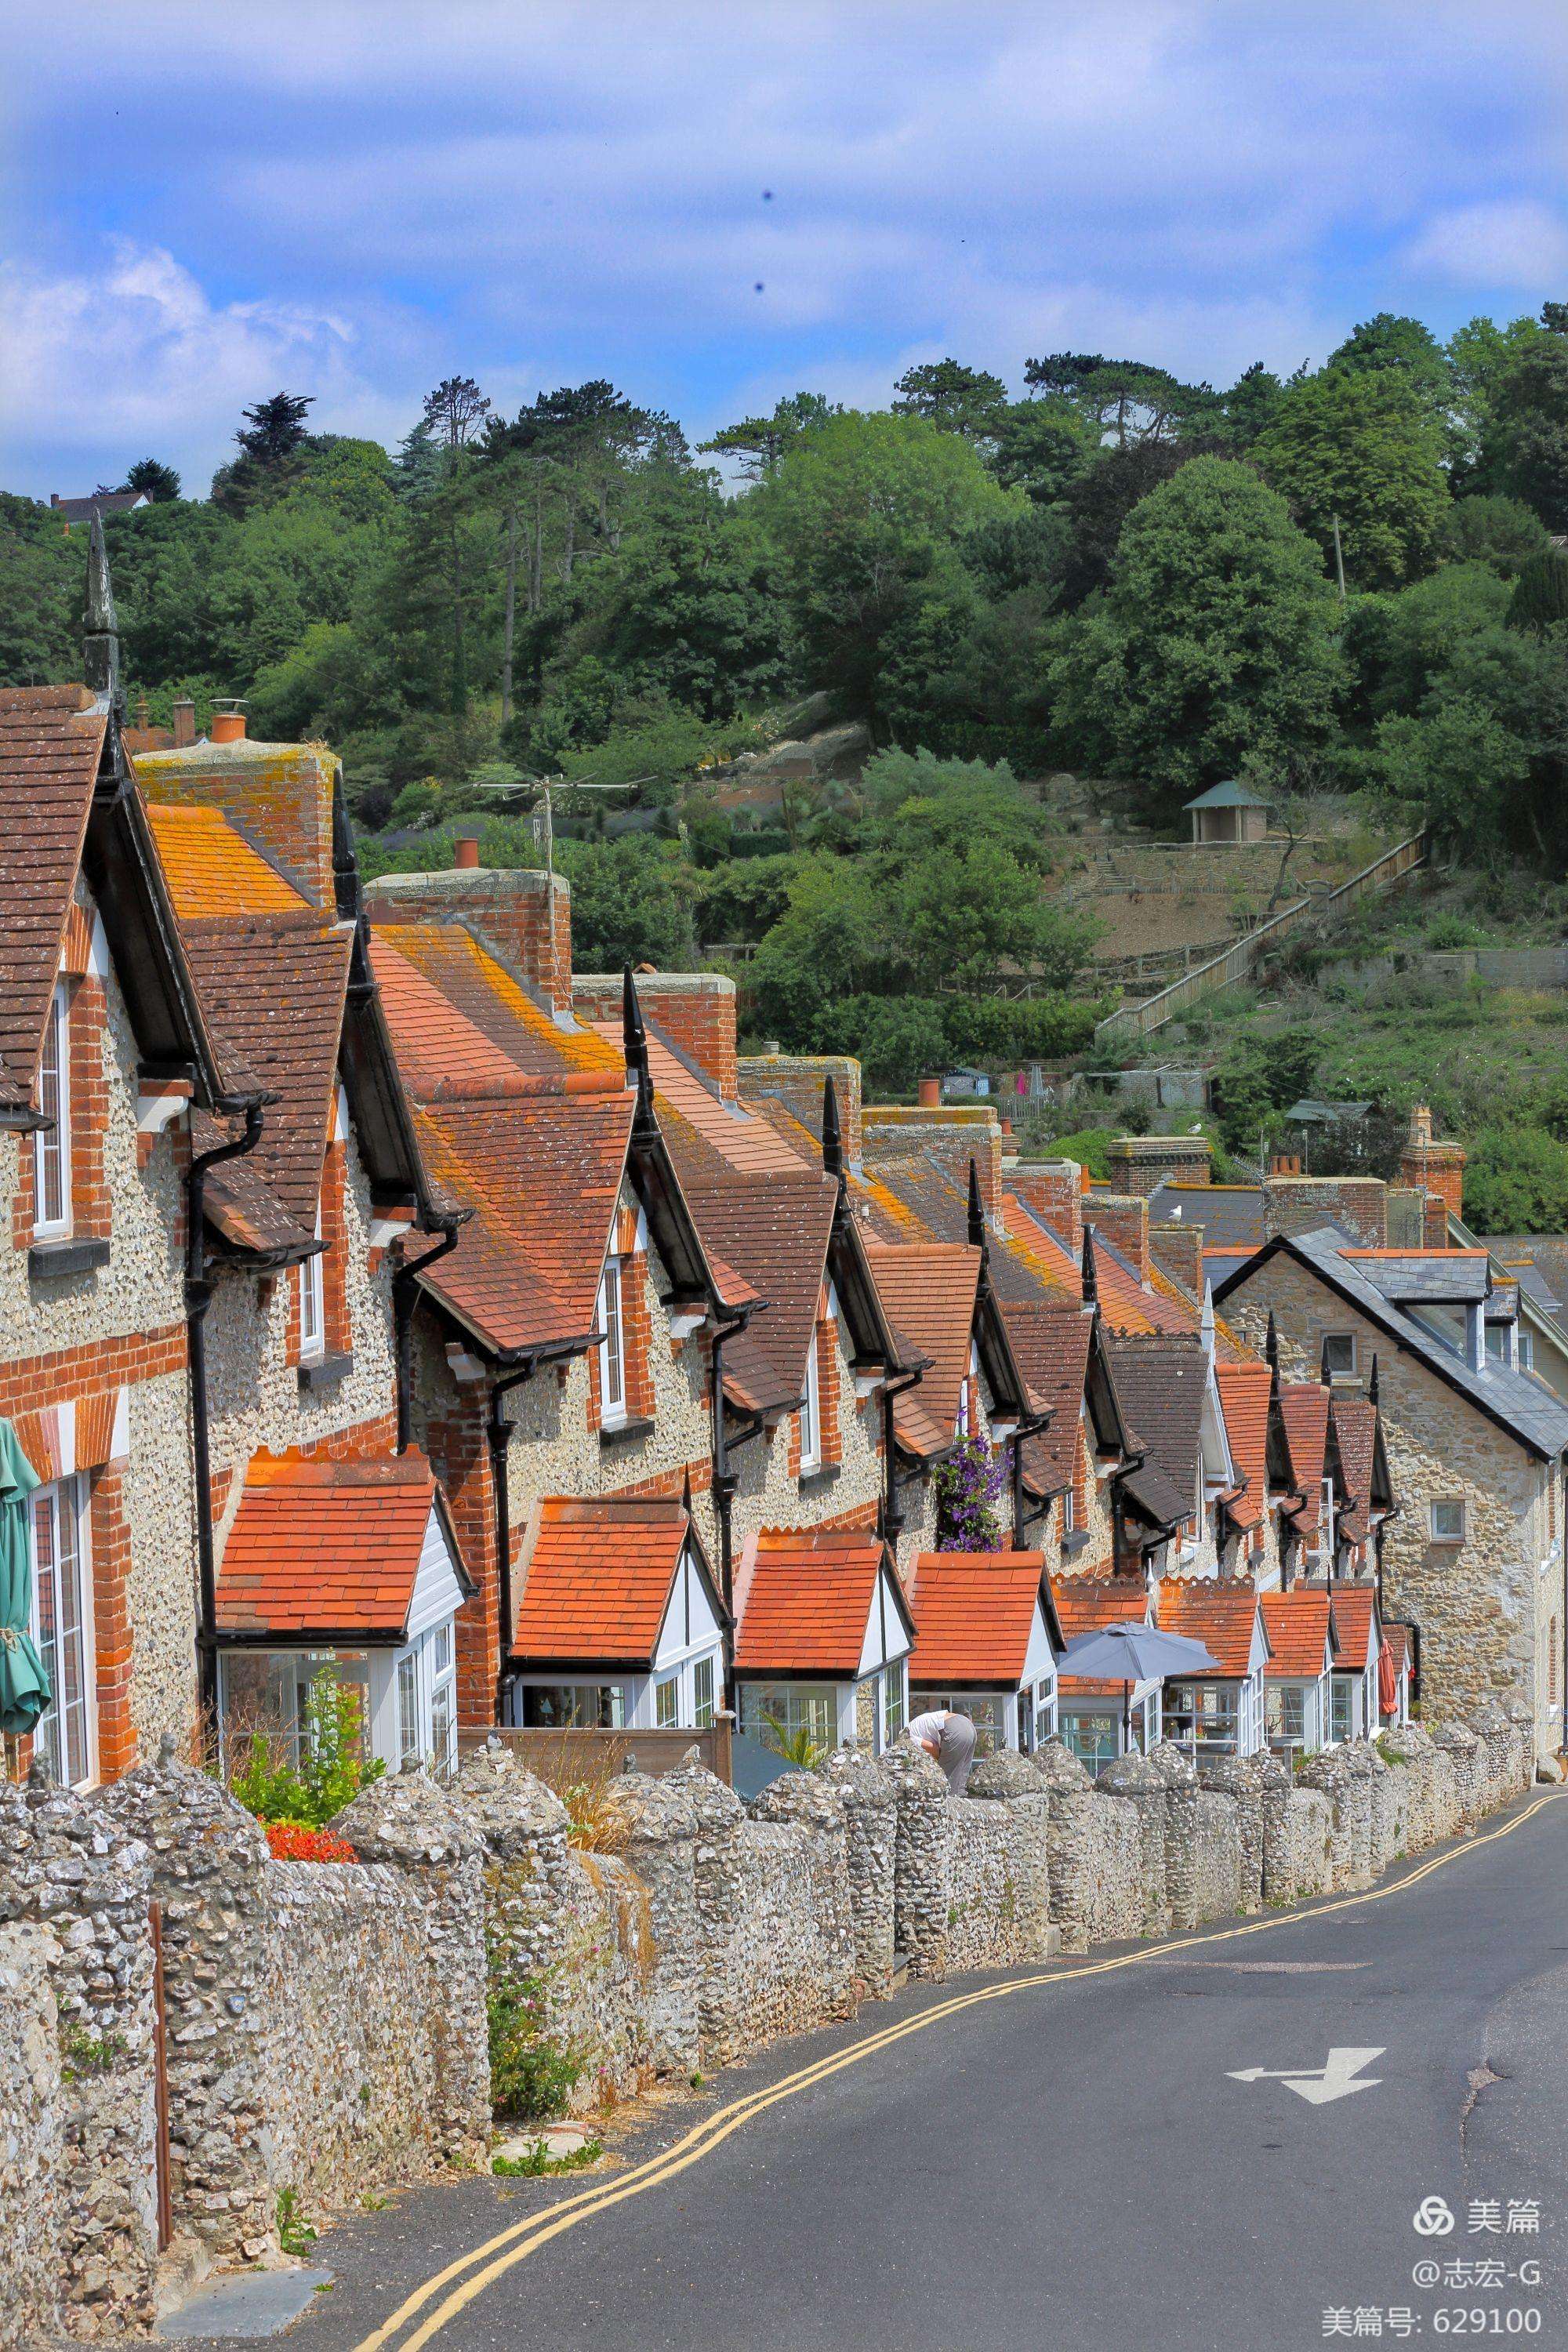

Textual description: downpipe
[186,1098,266,1730]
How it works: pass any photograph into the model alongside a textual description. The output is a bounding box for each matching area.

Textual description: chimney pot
[171,698,196,748]
[917,1075,942,1109]
[454,836,481,870]
[209,698,247,743]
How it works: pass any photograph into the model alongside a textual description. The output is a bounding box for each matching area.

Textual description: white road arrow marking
[1227,2046,1385,2104]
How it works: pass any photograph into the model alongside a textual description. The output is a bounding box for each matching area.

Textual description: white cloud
[0,241,424,490]
[1403,199,1568,292]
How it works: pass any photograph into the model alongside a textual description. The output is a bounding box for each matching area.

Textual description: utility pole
[500,507,517,726]
[1331,514,1347,603]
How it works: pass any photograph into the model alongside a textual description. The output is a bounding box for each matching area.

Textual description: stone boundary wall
[0,1697,1539,2350]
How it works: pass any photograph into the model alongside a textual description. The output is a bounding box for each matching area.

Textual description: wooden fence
[456,1719,734,1786]
[1094,830,1430,1044]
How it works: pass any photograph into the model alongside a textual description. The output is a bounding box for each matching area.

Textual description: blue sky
[4,1,1568,498]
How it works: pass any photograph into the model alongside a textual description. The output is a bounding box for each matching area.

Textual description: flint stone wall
[0,1769,158,2337]
[0,1704,1540,2343]
[0,1922,60,2352]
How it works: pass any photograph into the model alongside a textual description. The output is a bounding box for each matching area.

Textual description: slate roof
[1217,1228,1568,1463]
[510,1498,704,1666]
[733,1528,907,1678]
[908,1552,1060,1686]
[1146,1181,1266,1250]
[1154,1577,1265,1677]
[50,489,147,524]
[0,685,105,1098]
[1260,1588,1334,1678]
[1341,1248,1491,1306]
[1486,1237,1568,1317]
[216,1449,466,1638]
[1102,1336,1207,1513]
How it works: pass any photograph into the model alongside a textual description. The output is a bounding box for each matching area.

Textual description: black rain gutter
[487,1354,549,1715]
[878,1366,928,1546]
[1007,1406,1056,1548]
[709,1307,762,1708]
[392,1213,466,1454]
[187,1094,267,1725]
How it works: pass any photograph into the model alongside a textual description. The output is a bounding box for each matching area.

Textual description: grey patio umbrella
[1058,1623,1221,1751]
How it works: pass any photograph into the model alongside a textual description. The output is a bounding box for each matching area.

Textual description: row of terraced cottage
[3,545,1567,1827]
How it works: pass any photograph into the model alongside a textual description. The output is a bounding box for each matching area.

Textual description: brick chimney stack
[1007,1160,1085,1254]
[1399,1102,1465,1243]
[1106,1132,1212,1196]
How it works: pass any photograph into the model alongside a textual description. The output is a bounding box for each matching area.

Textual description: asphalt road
[263,1791,1568,2352]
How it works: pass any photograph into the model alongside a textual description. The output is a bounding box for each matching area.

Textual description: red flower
[265,1822,357,1864]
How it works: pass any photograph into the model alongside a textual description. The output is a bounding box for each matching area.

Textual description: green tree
[1486,329,1568,528]
[892,359,1009,441]
[1326,313,1454,421]
[1345,563,1512,721]
[1255,368,1449,588]
[1436,494,1548,576]
[697,393,837,483]
[1508,548,1568,633]
[1219,362,1287,448]
[755,409,1018,729]
[1049,457,1343,813]
[122,457,182,502]
[988,399,1098,503]
[238,391,315,464]
[1448,313,1547,478]
[552,837,699,967]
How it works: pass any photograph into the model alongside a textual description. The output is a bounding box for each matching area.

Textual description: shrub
[227,1665,384,1828]
[486,1961,583,2122]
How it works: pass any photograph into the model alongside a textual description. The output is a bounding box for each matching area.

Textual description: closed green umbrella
[0,1417,51,1737]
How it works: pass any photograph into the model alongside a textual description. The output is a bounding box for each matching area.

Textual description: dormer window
[597,1258,626,1426]
[299,1198,325,1361]
[800,1327,822,1475]
[33,983,71,1237]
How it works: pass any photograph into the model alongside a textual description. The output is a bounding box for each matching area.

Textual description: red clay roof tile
[216,1448,446,1637]
[510,1497,693,1665]
[733,1526,894,1677]
[1260,1588,1334,1678]
[908,1551,1050,1684]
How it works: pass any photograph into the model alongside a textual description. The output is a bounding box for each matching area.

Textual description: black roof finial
[822,1073,843,1181]
[83,514,121,709]
[622,964,653,1127]
[1080,1224,1098,1308]
[967,1157,986,1250]
[1265,1309,1280,1371]
[1367,1352,1380,1406]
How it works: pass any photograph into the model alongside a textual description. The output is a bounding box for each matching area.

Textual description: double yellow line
[354,1794,1556,2352]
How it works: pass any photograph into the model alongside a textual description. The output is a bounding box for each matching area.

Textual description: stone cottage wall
[0,1921,61,2352]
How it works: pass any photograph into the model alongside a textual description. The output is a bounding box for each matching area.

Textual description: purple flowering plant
[933,1436,1007,1552]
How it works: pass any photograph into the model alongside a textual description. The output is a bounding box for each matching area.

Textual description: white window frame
[32,982,71,1239]
[692,1653,716,1730]
[597,1257,626,1428]
[799,1326,822,1476]
[30,1474,96,1788]
[655,1671,679,1729]
[299,1196,325,1362]
[881,1657,906,1750]
[1430,1497,1465,1544]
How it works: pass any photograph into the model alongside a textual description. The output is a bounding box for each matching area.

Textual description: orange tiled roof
[0,685,104,1098]
[510,1497,692,1665]
[1320,1579,1378,1668]
[146,801,308,920]
[863,1240,981,1450]
[908,1551,1050,1685]
[412,1089,633,1354]
[1054,1574,1151,1698]
[216,1448,454,1636]
[1260,1588,1333,1679]
[593,1022,805,1175]
[1384,1621,1410,1678]
[376,921,622,1082]
[1278,1383,1331,1533]
[1216,1360,1271,1530]
[1155,1577,1264,1677]
[734,1527,894,1677]
[1053,1575,1149,1639]
[1005,1305,1092,1494]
